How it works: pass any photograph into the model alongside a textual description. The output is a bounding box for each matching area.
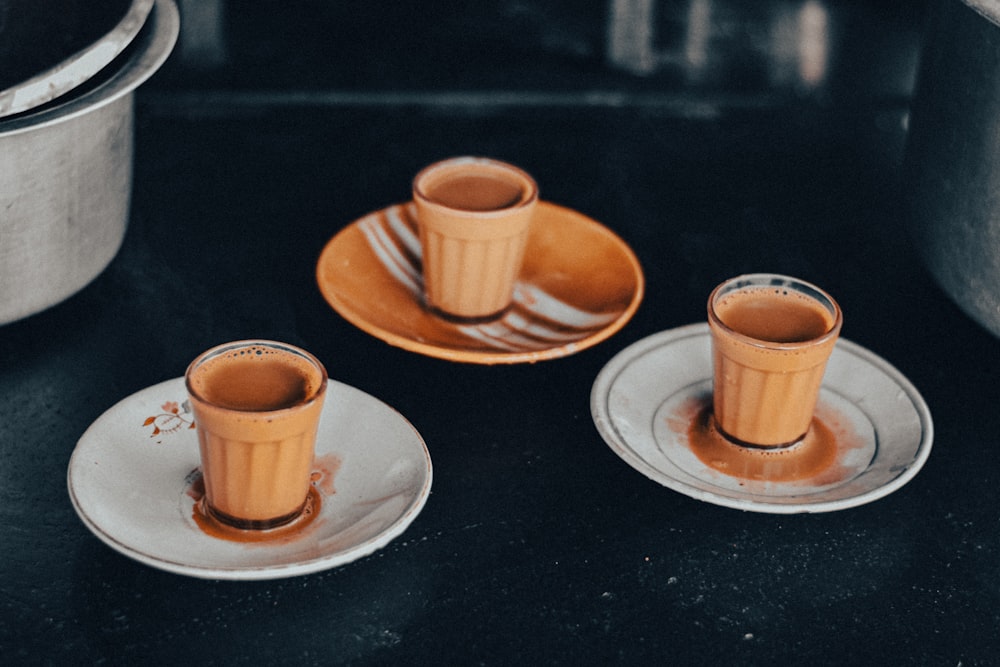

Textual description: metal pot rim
[0,0,155,120]
[963,0,1000,26]
[0,0,178,137]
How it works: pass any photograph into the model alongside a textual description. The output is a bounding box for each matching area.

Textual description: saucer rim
[67,377,433,580]
[590,323,934,514]
[316,200,645,364]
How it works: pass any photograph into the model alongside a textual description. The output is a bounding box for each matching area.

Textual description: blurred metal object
[607,0,657,75]
[0,0,177,326]
[177,0,228,69]
[904,0,1000,339]
[605,0,836,92]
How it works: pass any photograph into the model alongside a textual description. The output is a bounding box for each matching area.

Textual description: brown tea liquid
[687,403,838,482]
[189,348,317,411]
[714,288,834,343]
[426,174,524,211]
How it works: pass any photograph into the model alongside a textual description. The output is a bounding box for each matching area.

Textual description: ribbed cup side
[712,350,829,446]
[197,430,315,523]
[422,228,529,318]
[412,156,538,319]
[707,274,842,447]
[185,340,327,528]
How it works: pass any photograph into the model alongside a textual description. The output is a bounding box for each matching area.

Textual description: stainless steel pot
[0,0,177,325]
[904,0,1000,339]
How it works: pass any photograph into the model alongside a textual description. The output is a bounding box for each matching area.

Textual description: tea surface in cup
[713,287,835,344]
[187,345,320,411]
[425,174,525,211]
[413,156,538,319]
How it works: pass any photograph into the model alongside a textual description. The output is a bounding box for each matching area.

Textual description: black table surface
[5,1,1000,664]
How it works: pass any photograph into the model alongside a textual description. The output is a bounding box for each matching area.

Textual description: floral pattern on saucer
[142,399,195,442]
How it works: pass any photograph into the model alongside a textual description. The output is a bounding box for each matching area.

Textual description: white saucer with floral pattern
[68,377,432,580]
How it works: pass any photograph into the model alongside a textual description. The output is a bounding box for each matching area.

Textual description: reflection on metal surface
[684,0,712,75]
[607,0,657,75]
[904,0,1000,339]
[796,1,830,86]
[153,0,922,107]
[607,0,833,90]
[177,0,227,67]
[768,0,830,88]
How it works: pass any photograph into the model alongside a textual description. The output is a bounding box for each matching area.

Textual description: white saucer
[591,324,933,513]
[68,377,432,580]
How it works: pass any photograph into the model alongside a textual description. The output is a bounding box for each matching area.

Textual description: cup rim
[707,273,843,350]
[184,339,328,412]
[412,156,539,217]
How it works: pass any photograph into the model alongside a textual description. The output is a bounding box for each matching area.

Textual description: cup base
[191,487,323,543]
[425,302,512,324]
[711,414,808,451]
[684,407,838,482]
[205,505,302,531]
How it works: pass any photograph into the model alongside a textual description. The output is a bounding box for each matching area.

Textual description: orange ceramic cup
[707,274,842,448]
[413,156,538,320]
[185,340,328,530]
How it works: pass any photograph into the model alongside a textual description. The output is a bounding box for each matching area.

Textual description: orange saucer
[316,201,644,364]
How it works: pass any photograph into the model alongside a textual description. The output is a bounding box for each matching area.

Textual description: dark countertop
[5,1,1000,664]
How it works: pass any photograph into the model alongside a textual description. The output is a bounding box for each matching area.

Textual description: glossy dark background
[7,0,1000,664]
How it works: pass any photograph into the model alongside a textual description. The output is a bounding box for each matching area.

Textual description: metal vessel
[905,0,1000,339]
[0,0,178,325]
